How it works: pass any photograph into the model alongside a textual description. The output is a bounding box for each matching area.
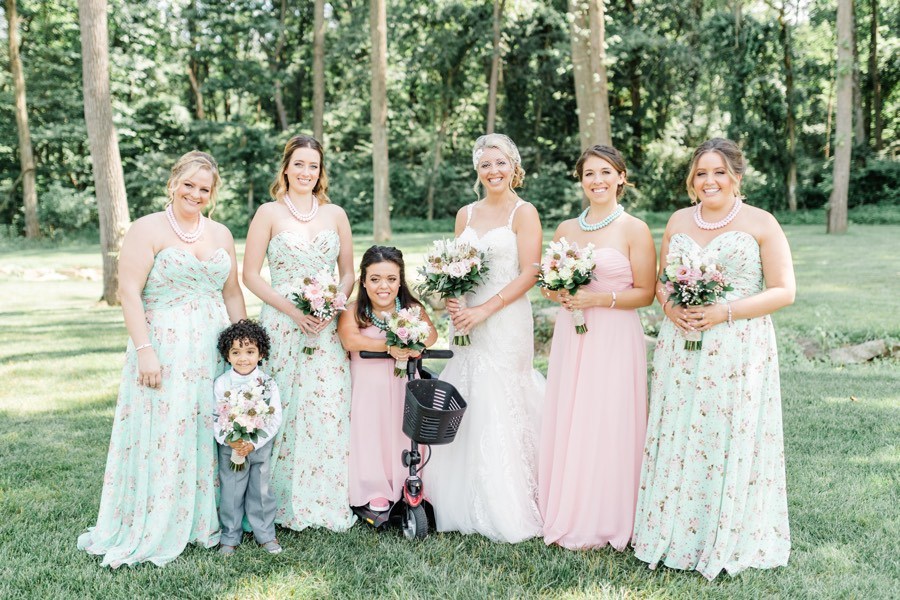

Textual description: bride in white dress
[427,133,545,543]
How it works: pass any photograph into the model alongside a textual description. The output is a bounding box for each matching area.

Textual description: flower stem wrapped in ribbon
[215,376,278,471]
[660,248,733,350]
[416,238,489,346]
[537,238,596,334]
[382,306,431,377]
[291,269,348,355]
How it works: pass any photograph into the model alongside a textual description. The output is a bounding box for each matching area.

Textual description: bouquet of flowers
[215,376,278,471]
[382,305,432,377]
[537,238,596,334]
[291,269,348,355]
[660,248,733,350]
[416,238,489,346]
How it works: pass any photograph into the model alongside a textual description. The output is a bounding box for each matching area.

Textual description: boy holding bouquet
[214,320,283,555]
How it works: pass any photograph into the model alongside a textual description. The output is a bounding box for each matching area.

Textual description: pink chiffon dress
[538,248,648,550]
[348,325,409,508]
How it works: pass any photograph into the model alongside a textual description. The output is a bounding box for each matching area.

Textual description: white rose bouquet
[214,376,278,471]
[416,238,489,346]
[537,238,597,334]
[291,269,348,355]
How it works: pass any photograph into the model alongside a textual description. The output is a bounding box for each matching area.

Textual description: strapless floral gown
[78,247,230,567]
[260,230,355,532]
[632,231,791,579]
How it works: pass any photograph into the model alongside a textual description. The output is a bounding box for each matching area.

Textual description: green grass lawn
[1,225,898,599]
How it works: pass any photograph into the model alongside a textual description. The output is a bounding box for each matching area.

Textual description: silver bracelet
[609,291,617,309]
[134,342,153,352]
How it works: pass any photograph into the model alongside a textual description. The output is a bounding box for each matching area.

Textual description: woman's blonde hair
[471,133,526,197]
[166,151,221,217]
[270,134,330,204]
[685,138,745,204]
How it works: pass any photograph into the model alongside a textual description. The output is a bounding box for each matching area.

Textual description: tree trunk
[271,0,288,131]
[370,0,391,241]
[486,0,505,134]
[829,0,853,234]
[850,0,866,147]
[79,0,131,303]
[868,0,882,150]
[186,3,205,120]
[568,0,612,155]
[569,0,591,152]
[586,0,612,145]
[625,0,642,166]
[778,3,798,211]
[426,103,449,222]
[313,0,325,141]
[5,0,39,238]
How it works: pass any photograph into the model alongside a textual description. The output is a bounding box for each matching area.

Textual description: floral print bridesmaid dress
[78,247,230,567]
[632,231,791,579]
[261,230,355,531]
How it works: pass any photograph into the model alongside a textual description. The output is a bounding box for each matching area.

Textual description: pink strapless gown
[348,326,409,507]
[538,248,648,550]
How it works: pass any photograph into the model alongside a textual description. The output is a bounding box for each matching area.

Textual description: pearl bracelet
[726,303,734,326]
[134,342,153,352]
[609,291,617,309]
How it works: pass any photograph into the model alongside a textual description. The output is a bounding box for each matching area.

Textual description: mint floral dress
[260,230,355,531]
[632,231,791,580]
[78,247,230,567]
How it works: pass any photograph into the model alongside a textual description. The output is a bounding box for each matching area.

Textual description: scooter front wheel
[402,504,428,540]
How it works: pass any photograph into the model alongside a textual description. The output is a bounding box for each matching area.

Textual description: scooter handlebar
[359,349,454,360]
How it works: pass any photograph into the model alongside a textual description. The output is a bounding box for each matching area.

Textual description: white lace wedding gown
[427,200,545,543]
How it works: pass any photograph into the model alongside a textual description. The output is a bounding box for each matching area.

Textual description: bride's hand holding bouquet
[416,238,489,346]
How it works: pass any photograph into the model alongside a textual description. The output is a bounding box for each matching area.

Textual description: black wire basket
[403,379,467,445]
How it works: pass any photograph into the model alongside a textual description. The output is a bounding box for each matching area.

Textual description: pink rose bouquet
[215,376,277,471]
[537,238,596,334]
[660,248,733,350]
[292,269,348,355]
[382,305,431,377]
[416,238,489,346]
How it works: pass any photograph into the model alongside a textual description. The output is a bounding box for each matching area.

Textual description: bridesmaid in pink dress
[538,145,656,550]
[337,246,438,512]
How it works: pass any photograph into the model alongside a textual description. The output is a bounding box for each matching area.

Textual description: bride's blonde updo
[471,133,526,197]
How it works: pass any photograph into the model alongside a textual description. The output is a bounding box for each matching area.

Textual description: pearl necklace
[694,197,743,230]
[284,192,319,222]
[165,204,204,243]
[366,297,402,331]
[578,204,624,232]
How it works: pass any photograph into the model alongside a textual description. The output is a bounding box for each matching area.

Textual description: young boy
[214,319,283,555]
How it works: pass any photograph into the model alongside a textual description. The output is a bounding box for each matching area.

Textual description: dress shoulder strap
[507,199,525,228]
[465,202,475,228]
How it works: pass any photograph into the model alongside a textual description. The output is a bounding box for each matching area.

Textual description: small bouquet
[537,238,596,334]
[416,238,489,346]
[660,248,733,350]
[383,305,431,377]
[291,269,348,355]
[215,376,278,471]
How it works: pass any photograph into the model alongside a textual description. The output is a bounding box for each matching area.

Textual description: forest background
[1,0,897,249]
